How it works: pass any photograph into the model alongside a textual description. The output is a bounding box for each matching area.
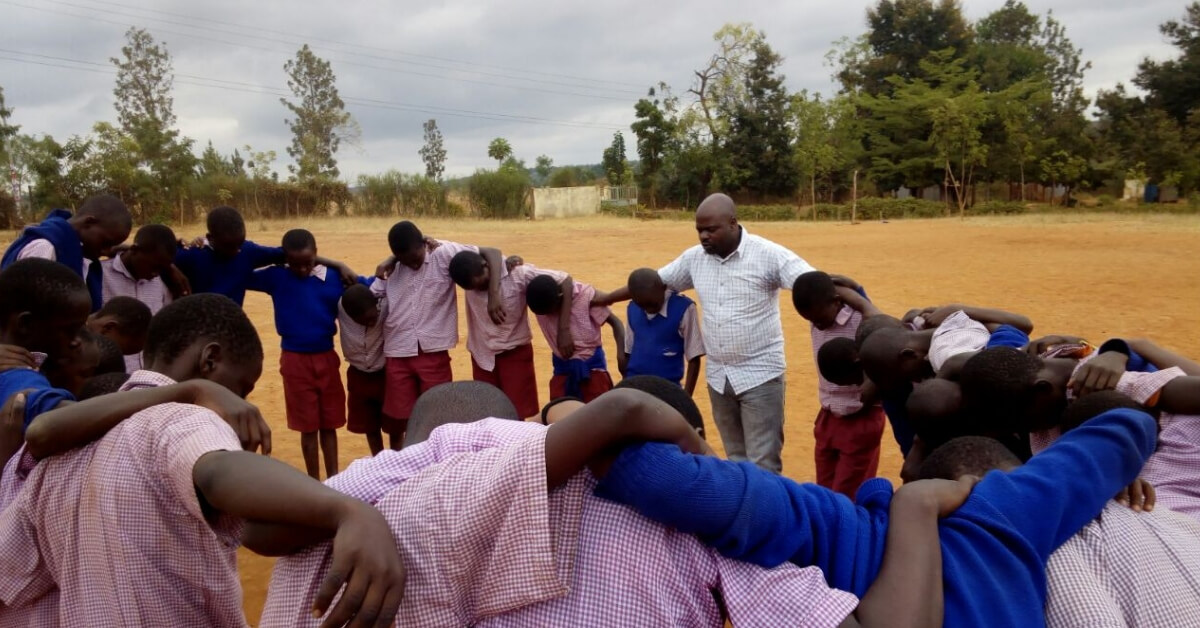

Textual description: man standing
[604,193,815,472]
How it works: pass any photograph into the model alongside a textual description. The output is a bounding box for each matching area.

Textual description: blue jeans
[708,375,786,473]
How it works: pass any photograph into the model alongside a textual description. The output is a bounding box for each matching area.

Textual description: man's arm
[775,246,817,290]
[605,314,627,378]
[479,247,506,324]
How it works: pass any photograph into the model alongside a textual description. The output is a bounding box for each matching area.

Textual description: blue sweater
[0,369,75,429]
[248,268,364,353]
[595,408,1157,628]
[175,241,284,306]
[1,209,102,311]
[626,292,692,384]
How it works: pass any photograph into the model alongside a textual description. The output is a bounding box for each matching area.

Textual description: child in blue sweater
[622,269,705,396]
[248,229,366,479]
[594,406,1157,628]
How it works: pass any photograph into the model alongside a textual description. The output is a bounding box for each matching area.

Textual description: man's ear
[198,341,223,376]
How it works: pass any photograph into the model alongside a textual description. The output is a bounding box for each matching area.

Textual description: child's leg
[830,406,886,497]
[487,344,540,418]
[280,351,321,478]
[318,429,338,478]
[346,367,385,456]
[382,357,422,450]
[813,408,840,490]
[300,431,320,478]
[314,351,346,476]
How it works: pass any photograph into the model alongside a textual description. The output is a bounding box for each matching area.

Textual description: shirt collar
[310,264,328,281]
[644,289,675,319]
[718,226,749,262]
[112,252,138,281]
[120,369,178,392]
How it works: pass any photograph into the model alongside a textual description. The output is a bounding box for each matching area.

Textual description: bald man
[602,193,815,473]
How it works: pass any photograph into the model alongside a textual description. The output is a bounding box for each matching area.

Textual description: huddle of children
[0,197,1198,627]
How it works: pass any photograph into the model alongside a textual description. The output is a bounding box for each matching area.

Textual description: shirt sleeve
[154,405,243,522]
[624,311,634,354]
[679,303,706,359]
[22,387,74,428]
[1114,367,1186,407]
[370,274,388,297]
[970,408,1157,562]
[719,557,858,628]
[14,239,55,261]
[775,244,817,290]
[243,241,286,269]
[657,253,694,292]
[246,267,275,294]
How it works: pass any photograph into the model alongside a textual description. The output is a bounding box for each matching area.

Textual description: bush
[354,171,448,217]
[856,197,946,219]
[735,205,799,221]
[468,168,531,219]
[1096,194,1116,207]
[964,201,1026,216]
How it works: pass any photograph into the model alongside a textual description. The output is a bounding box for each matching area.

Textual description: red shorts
[550,369,613,403]
[346,366,386,434]
[280,350,347,433]
[383,351,452,433]
[813,405,886,498]
[472,343,539,418]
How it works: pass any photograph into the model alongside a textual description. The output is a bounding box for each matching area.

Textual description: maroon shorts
[472,343,540,418]
[549,369,614,403]
[280,350,347,433]
[346,366,386,434]
[383,351,452,433]
[813,405,886,498]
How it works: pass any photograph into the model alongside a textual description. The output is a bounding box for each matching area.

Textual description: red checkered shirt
[338,289,386,373]
[371,241,476,358]
[533,279,611,361]
[1045,502,1200,627]
[465,264,565,372]
[261,420,858,627]
[0,370,247,627]
[811,305,867,416]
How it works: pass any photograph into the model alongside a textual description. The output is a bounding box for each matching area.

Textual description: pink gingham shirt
[811,305,867,416]
[100,253,171,314]
[261,420,858,628]
[0,370,248,627]
[623,289,706,361]
[534,279,611,361]
[338,290,386,373]
[927,310,990,373]
[371,241,476,357]
[1044,502,1200,627]
[465,263,564,372]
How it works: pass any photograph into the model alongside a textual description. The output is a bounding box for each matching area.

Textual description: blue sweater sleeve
[0,369,72,429]
[23,387,74,428]
[246,267,277,294]
[986,325,1030,349]
[244,241,286,269]
[593,442,878,595]
[969,408,1156,561]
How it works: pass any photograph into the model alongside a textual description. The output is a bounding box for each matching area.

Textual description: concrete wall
[532,186,601,219]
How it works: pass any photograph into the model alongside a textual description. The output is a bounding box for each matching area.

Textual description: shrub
[857,197,946,219]
[468,167,531,219]
[354,171,448,217]
[965,201,1025,216]
[1096,194,1116,207]
[736,205,799,221]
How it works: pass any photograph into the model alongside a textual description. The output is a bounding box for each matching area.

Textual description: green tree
[602,132,627,185]
[487,137,513,165]
[689,23,764,145]
[630,88,674,207]
[281,44,355,181]
[111,28,175,139]
[721,40,797,197]
[841,0,974,95]
[244,145,277,218]
[0,86,18,166]
[198,140,232,178]
[534,154,554,183]
[418,119,446,181]
[1135,3,1200,126]
[926,58,991,216]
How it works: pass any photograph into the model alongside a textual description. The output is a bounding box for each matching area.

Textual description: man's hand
[487,294,507,325]
[557,330,576,360]
[894,475,979,517]
[0,345,36,372]
[1115,478,1155,512]
[188,380,272,455]
[1070,351,1129,397]
[312,500,406,628]
[1026,334,1089,357]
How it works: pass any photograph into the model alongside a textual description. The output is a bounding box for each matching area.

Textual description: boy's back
[0,371,247,627]
[534,279,610,360]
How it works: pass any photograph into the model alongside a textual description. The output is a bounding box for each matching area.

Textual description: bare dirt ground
[9,213,1200,623]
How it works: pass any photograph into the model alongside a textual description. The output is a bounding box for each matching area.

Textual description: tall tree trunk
[851,169,858,224]
[1019,162,1026,202]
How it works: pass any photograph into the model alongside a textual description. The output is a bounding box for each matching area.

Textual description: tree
[689,23,764,145]
[111,28,175,139]
[281,44,355,181]
[0,86,18,166]
[927,62,990,217]
[487,137,513,165]
[602,132,627,185]
[418,119,446,181]
[1135,3,1200,126]
[840,0,974,95]
[722,40,797,197]
[792,91,862,207]
[198,140,231,178]
[244,145,277,219]
[630,87,675,207]
[534,155,554,182]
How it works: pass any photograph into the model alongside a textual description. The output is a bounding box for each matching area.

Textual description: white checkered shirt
[658,228,815,394]
[371,241,476,357]
[338,289,387,373]
[100,253,171,315]
[811,305,866,415]
[1045,502,1200,627]
[261,420,857,627]
[927,310,990,374]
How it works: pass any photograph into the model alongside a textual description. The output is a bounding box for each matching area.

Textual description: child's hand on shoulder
[1115,477,1155,512]
[0,344,37,371]
[1070,351,1129,397]
[186,380,272,455]
[894,475,979,518]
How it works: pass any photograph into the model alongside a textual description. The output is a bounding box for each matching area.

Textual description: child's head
[791,271,842,330]
[907,379,967,448]
[281,229,317,278]
[817,337,863,386]
[854,314,903,349]
[526,274,564,316]
[205,206,247,259]
[0,258,91,358]
[404,381,521,447]
[1061,391,1149,433]
[448,250,490,291]
[341,284,380,327]
[859,327,927,392]
[87,296,152,356]
[540,396,584,425]
[627,268,667,314]
[959,347,1064,432]
[41,329,124,397]
[75,194,132,260]
[124,224,178,280]
[615,375,706,440]
[918,436,1022,481]
[142,293,264,398]
[78,371,131,401]
[387,221,426,270]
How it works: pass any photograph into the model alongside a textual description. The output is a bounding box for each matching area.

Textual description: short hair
[95,296,152,339]
[78,371,131,401]
[540,396,583,424]
[144,294,263,367]
[526,274,562,315]
[627,268,663,295]
[918,436,1022,481]
[959,347,1042,421]
[281,228,316,252]
[855,314,903,349]
[1061,391,1148,433]
[92,332,126,375]
[206,206,246,236]
[907,379,967,448]
[0,258,88,318]
[615,375,706,438]
[817,337,859,383]
[134,224,178,257]
[448,250,486,289]
[858,327,909,384]
[77,194,132,229]
[387,221,423,256]
[405,381,520,446]
[341,284,377,319]
[792,271,837,312]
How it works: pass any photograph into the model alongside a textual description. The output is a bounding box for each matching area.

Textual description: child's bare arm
[478,247,507,324]
[0,392,30,472]
[1157,377,1200,415]
[1126,338,1200,376]
[25,380,271,460]
[605,314,628,377]
[315,256,359,287]
[927,305,1034,334]
[595,285,632,306]
[195,451,405,628]
[837,286,883,318]
[684,356,702,397]
[556,276,576,359]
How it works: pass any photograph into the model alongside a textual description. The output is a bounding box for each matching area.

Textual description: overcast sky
[0,0,1187,179]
